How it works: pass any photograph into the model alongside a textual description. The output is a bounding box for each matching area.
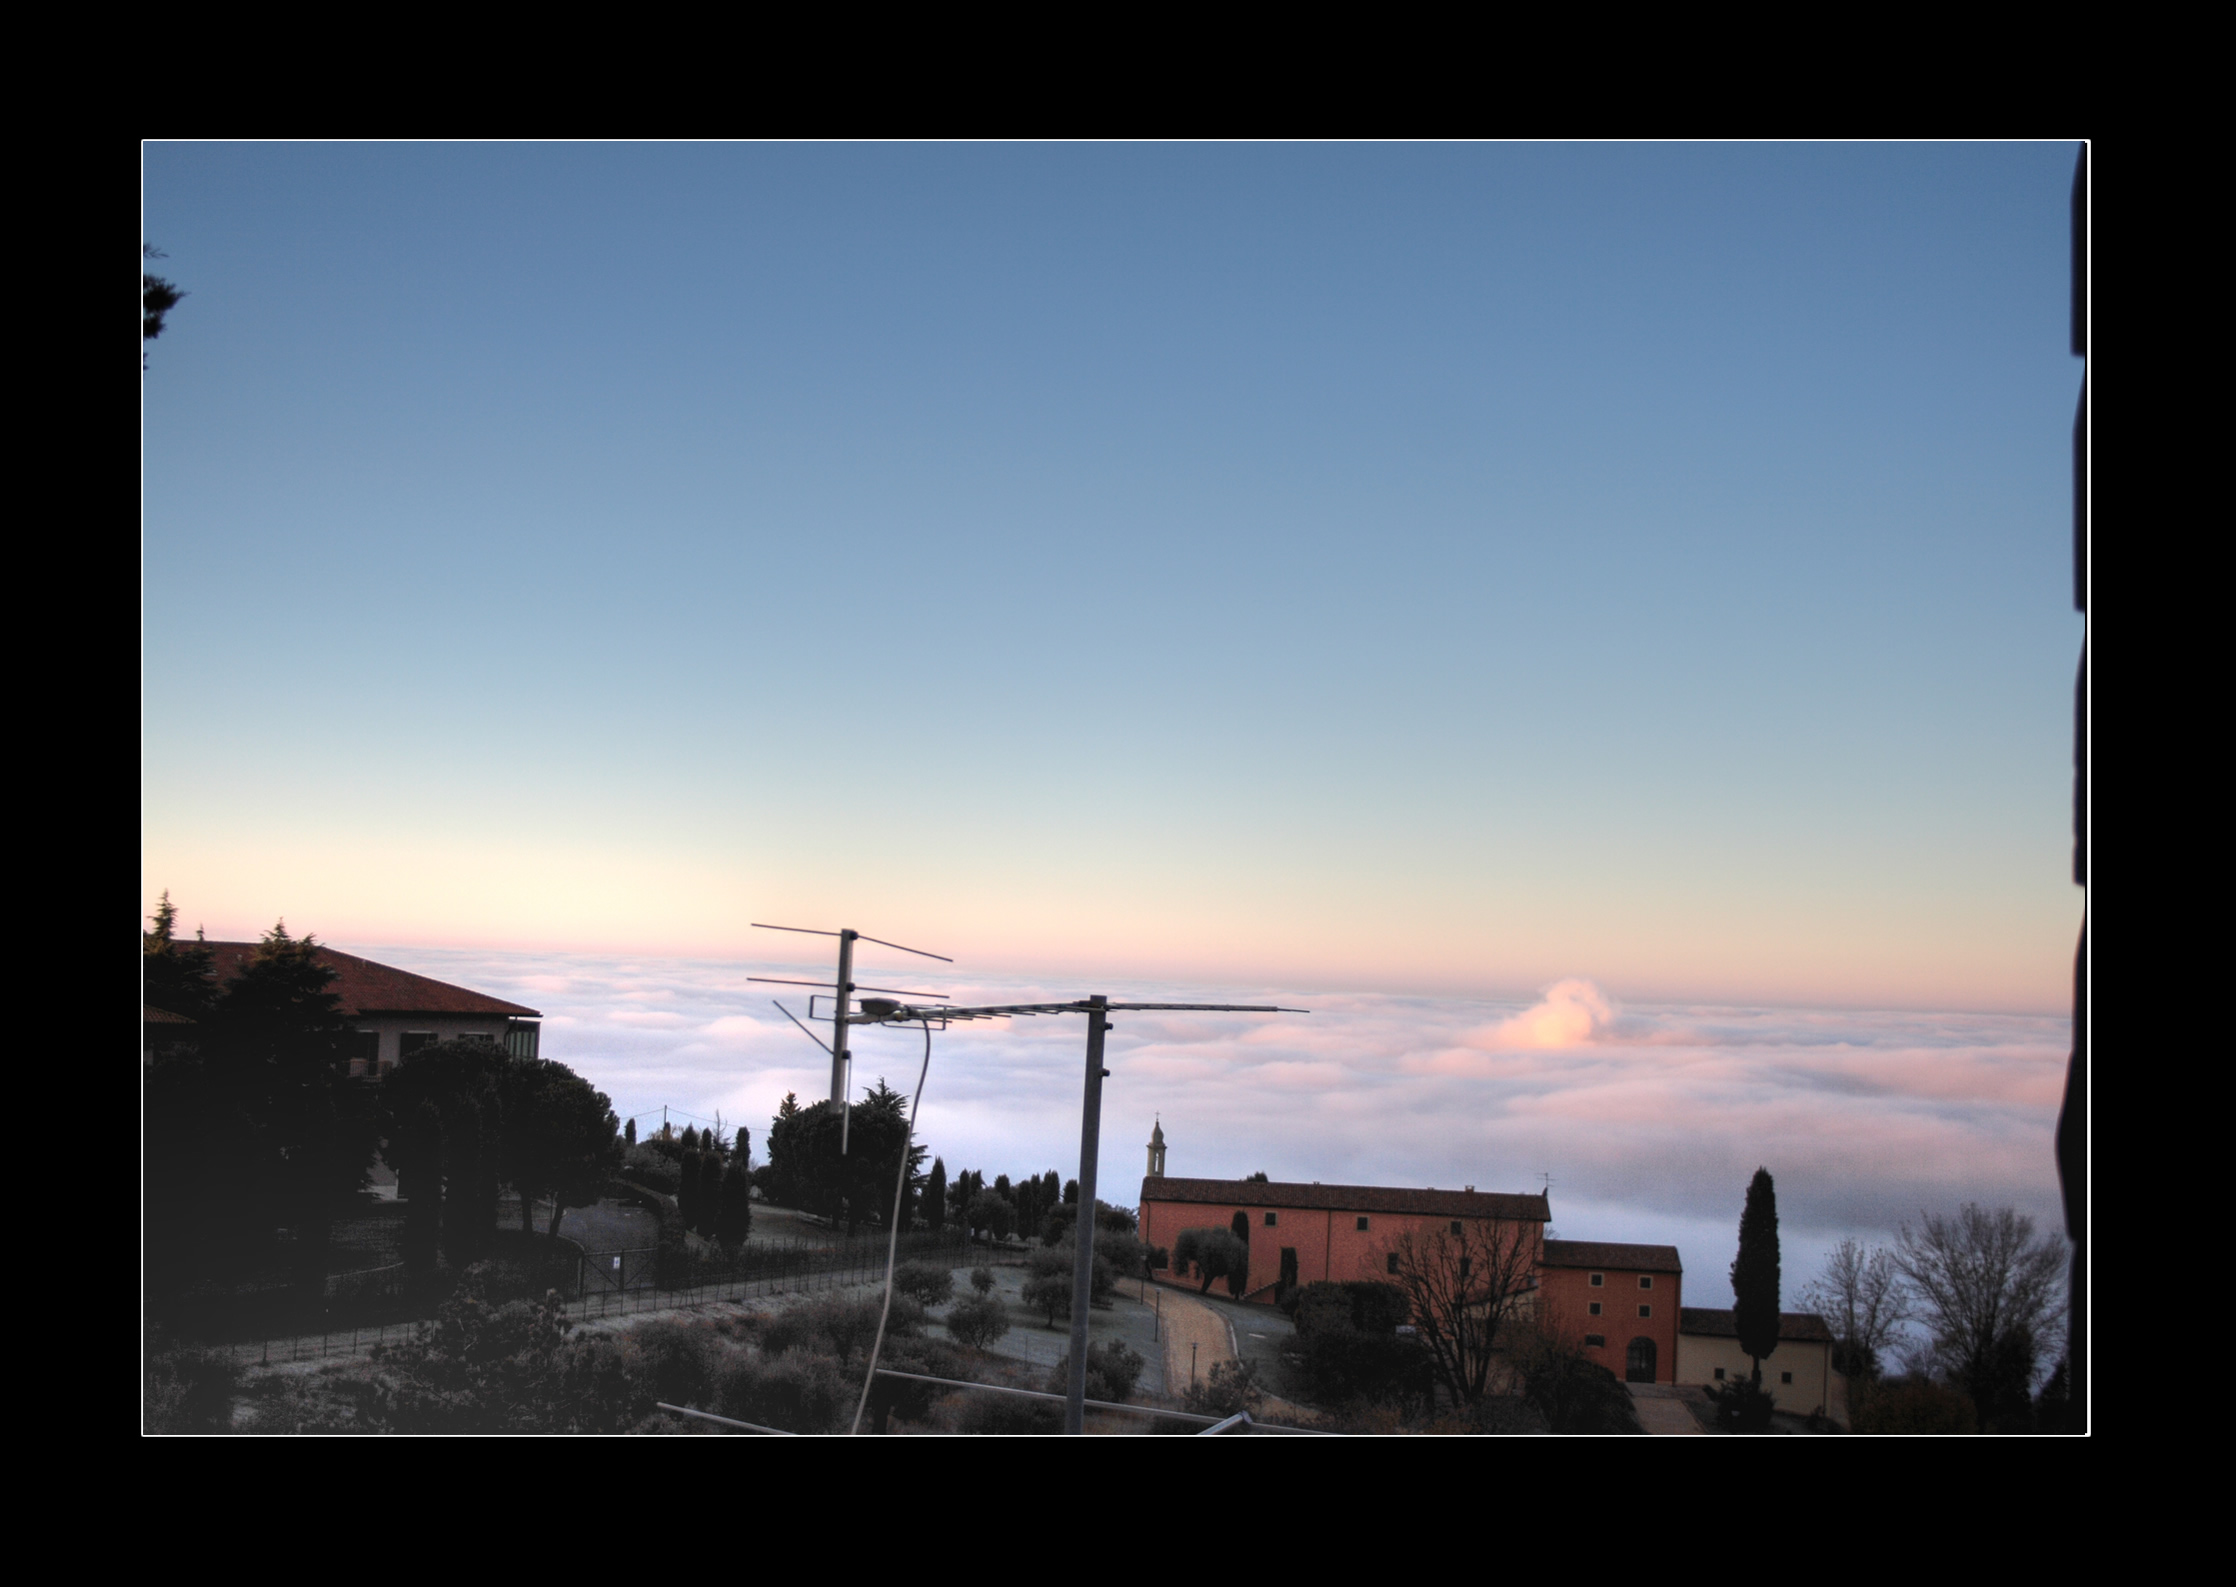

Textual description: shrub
[624,1144,682,1192]
[1531,1356,1644,1433]
[970,1266,995,1295]
[1184,1357,1263,1419]
[893,1260,954,1307]
[551,1333,639,1432]
[1052,1340,1146,1403]
[146,1342,242,1433]
[759,1295,922,1362]
[626,1318,720,1408]
[1710,1375,1777,1433]
[865,1336,968,1431]
[364,1269,574,1433]
[1849,1376,1976,1434]
[945,1293,1011,1350]
[712,1350,850,1434]
[955,1389,1061,1434]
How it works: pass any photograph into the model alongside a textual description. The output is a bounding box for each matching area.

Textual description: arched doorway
[1626,1337,1657,1383]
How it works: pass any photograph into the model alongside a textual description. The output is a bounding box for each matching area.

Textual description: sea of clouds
[352,946,2073,1311]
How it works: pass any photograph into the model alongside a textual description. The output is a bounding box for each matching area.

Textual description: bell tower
[1146,1117,1167,1178]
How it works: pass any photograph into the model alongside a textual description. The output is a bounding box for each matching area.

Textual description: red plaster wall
[1141,1195,1546,1307]
[1538,1264,1680,1384]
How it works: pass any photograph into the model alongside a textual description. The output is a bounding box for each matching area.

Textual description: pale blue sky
[143,142,2084,1010]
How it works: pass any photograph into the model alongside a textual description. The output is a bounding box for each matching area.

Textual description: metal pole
[830,930,856,1105]
[1063,996,1110,1435]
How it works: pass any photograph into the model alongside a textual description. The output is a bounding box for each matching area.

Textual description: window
[1639,1276,1653,1290]
[1459,1257,1471,1278]
[1450,1221,1463,1235]
[1589,1272,1604,1287]
[1356,1216,1370,1231]
[1714,1367,1727,1381]
[1638,1305,1651,1318]
[1588,1302,1602,1316]
[1386,1252,1400,1275]
[1264,1212,1278,1227]
[1781,1371,1793,1385]
[1584,1334,1605,1348]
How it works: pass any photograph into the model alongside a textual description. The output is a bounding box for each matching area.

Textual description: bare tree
[1894,1204,2065,1430]
[1799,1238,1909,1388]
[1375,1221,1541,1406]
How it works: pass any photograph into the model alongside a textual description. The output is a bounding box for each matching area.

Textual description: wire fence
[224,1226,974,1367]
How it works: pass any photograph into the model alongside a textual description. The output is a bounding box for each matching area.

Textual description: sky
[143,143,2084,1297]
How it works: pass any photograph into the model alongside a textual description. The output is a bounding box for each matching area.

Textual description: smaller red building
[1538,1239,1682,1384]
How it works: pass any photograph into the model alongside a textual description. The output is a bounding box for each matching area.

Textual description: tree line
[144,899,621,1299]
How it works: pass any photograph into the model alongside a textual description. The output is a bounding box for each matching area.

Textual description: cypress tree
[924,1158,947,1233]
[1731,1166,1782,1385]
[625,1117,637,1148]
[717,1162,753,1247]
[681,1124,699,1151]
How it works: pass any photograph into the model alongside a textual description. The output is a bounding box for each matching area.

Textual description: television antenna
[750,923,952,1110]
[850,992,1306,1435]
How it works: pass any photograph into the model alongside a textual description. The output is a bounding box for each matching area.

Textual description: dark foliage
[1731,1167,1782,1380]
[1183,1358,1263,1419]
[922,1158,947,1233]
[764,1084,925,1233]
[143,244,186,360]
[955,1389,1061,1434]
[717,1162,754,1247]
[145,918,378,1299]
[1849,1375,1976,1433]
[1053,1339,1147,1403]
[145,1337,242,1433]
[1173,1226,1250,1295]
[1710,1374,1776,1433]
[1280,1281,1433,1411]
[893,1260,955,1307]
[944,1292,1011,1350]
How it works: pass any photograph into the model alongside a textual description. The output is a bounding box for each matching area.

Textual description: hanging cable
[851,1018,934,1435]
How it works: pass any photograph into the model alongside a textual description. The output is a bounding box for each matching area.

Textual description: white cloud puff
[1467,978,1617,1048]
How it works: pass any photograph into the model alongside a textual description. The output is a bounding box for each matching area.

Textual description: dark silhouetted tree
[499,1057,621,1237]
[624,1117,637,1148]
[143,244,185,366]
[1895,1203,2066,1432]
[1379,1219,1541,1406]
[143,891,217,1021]
[717,1162,753,1248]
[923,1158,947,1233]
[1799,1237,1909,1397]
[1173,1227,1249,1295]
[1731,1167,1781,1386]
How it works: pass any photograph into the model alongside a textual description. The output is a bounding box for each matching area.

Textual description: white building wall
[1676,1332,1846,1424]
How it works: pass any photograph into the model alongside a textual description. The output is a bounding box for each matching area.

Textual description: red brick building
[1537,1238,1683,1384]
[1139,1174,1551,1303]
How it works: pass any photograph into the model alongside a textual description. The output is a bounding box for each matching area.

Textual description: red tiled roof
[1542,1239,1683,1274]
[1679,1307,1834,1343]
[1141,1177,1549,1222]
[194,943,540,1019]
[142,1006,196,1025]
